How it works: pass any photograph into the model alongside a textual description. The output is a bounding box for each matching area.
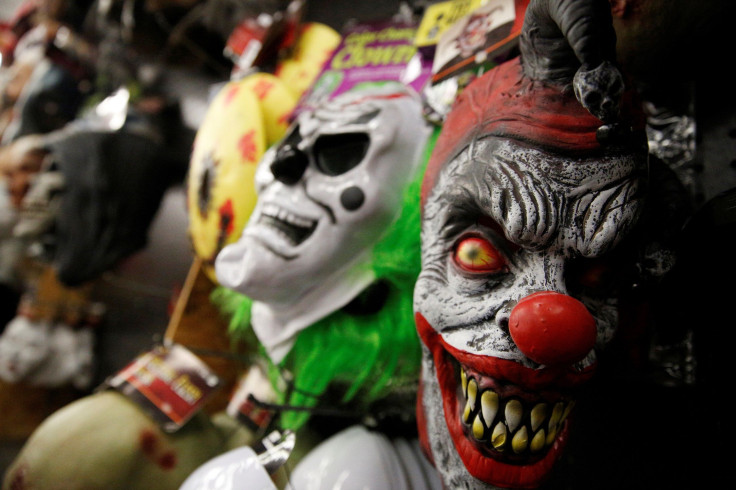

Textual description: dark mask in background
[47,129,176,287]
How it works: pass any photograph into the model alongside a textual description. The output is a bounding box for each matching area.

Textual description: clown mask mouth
[457,364,574,461]
[256,202,319,248]
[416,313,596,488]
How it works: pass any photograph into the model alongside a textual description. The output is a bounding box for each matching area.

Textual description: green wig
[212,126,440,430]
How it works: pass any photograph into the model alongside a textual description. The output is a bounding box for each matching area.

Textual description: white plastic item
[178,446,276,490]
[287,425,443,490]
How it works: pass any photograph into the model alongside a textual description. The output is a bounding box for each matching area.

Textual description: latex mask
[413,0,649,487]
[215,82,431,363]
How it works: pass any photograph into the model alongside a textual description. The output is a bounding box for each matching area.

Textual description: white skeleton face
[414,137,646,488]
[215,85,428,306]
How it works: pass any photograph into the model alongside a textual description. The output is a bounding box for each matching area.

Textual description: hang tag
[422,0,527,122]
[225,16,271,72]
[107,343,221,432]
[431,0,519,84]
[414,0,487,58]
[227,362,278,431]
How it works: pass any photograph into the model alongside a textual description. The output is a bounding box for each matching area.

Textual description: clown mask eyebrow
[434,137,646,257]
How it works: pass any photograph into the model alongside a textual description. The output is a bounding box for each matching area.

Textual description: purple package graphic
[294,19,432,116]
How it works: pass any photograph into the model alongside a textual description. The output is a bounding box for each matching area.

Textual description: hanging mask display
[209,13,435,438]
[413,0,650,488]
[45,126,179,287]
[0,83,190,288]
[186,76,269,282]
[0,56,88,144]
[215,82,432,363]
[187,22,340,282]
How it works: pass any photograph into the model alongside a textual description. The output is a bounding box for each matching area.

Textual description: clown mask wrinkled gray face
[412,0,651,486]
[414,136,646,489]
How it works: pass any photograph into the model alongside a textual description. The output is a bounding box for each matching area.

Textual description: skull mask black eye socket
[271,125,307,185]
[313,132,370,176]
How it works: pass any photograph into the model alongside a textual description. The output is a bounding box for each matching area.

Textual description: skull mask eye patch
[271,125,307,185]
[313,132,370,176]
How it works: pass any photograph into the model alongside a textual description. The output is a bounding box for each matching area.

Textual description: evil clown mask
[215,83,430,362]
[414,0,648,488]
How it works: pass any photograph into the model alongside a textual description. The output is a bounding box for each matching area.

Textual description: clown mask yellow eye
[453,236,507,274]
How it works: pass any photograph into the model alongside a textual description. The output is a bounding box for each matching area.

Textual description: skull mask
[413,1,649,487]
[215,83,430,362]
